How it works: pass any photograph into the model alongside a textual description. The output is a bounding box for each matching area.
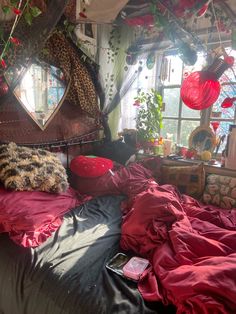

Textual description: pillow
[161,163,205,198]
[0,186,81,247]
[0,142,68,193]
[202,174,236,209]
[70,155,113,178]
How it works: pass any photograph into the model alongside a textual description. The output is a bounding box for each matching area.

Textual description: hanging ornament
[221,97,236,108]
[146,53,155,70]
[180,55,235,110]
[197,1,211,18]
[210,121,220,133]
[126,53,138,65]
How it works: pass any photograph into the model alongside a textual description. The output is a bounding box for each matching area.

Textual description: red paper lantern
[181,57,234,110]
[181,71,220,110]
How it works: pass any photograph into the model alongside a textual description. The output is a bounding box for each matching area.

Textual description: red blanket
[120,184,236,313]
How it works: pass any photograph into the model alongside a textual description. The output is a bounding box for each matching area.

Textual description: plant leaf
[2,6,10,14]
[30,6,42,18]
[24,11,33,25]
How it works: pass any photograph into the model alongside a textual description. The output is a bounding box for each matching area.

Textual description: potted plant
[134,89,163,148]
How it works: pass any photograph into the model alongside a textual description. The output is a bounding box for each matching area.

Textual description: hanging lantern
[181,56,235,110]
[221,97,236,108]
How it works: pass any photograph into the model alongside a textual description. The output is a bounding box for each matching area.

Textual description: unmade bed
[0,195,173,314]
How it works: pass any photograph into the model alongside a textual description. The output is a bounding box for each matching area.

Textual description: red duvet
[120,184,236,314]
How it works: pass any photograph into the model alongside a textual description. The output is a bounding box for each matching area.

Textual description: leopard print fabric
[40,31,100,120]
[0,142,68,193]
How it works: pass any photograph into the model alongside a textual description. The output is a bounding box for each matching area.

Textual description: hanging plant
[135,88,163,142]
[0,0,42,72]
[107,26,121,63]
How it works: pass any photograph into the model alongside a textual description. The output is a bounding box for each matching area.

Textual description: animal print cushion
[0,142,68,193]
[202,174,236,209]
[161,163,205,198]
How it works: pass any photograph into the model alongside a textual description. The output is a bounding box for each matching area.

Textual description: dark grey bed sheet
[0,195,171,314]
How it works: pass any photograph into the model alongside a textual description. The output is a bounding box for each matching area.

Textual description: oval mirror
[5,62,68,130]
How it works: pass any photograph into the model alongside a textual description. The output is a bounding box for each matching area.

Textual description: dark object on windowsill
[167,154,183,160]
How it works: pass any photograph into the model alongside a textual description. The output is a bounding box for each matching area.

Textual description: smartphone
[106,253,149,282]
[106,253,130,277]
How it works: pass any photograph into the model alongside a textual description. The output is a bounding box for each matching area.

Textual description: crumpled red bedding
[0,187,88,247]
[120,183,236,314]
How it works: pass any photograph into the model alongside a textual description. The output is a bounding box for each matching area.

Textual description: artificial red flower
[0,59,7,69]
[10,37,21,46]
[12,8,21,15]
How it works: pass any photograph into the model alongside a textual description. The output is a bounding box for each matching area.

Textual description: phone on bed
[106,253,149,282]
[106,253,130,277]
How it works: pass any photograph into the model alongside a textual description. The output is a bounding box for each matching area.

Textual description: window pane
[161,55,183,86]
[180,120,200,147]
[181,101,201,118]
[212,85,236,119]
[163,88,180,117]
[161,119,178,143]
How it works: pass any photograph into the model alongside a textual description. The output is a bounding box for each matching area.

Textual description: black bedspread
[0,195,166,314]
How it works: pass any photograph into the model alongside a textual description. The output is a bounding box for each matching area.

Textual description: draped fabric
[97,25,147,138]
[40,31,100,120]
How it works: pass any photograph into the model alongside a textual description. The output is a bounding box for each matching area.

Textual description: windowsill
[136,153,236,177]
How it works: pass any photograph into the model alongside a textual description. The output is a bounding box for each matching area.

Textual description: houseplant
[134,88,163,145]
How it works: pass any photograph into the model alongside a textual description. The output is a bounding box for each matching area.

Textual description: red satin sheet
[121,184,236,313]
[0,187,85,247]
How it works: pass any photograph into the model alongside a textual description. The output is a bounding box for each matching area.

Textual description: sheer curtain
[118,56,159,132]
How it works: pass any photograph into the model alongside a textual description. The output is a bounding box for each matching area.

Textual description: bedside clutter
[138,156,236,209]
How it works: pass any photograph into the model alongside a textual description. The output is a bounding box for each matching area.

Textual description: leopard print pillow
[0,142,69,193]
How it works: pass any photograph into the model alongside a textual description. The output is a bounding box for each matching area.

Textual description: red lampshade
[180,71,220,110]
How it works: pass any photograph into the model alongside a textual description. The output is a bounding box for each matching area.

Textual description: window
[159,53,205,147]
[119,48,236,150]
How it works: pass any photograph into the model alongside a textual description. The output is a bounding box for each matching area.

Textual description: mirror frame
[189,125,216,153]
[5,63,71,131]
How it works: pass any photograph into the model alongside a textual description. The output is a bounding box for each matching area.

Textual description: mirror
[189,126,216,153]
[5,62,68,130]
